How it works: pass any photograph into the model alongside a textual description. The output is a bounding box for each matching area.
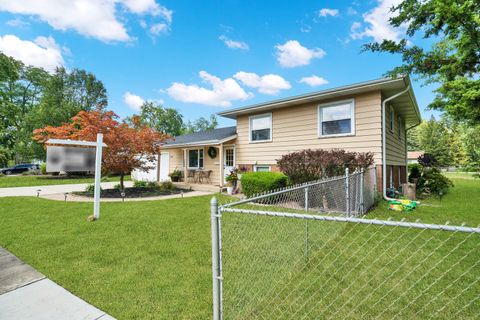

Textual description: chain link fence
[210,168,480,319]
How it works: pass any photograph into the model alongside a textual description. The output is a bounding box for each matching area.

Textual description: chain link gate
[210,169,480,319]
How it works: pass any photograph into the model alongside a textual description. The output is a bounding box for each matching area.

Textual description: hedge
[240,172,288,197]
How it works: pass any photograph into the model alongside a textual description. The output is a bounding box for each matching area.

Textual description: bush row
[240,172,288,197]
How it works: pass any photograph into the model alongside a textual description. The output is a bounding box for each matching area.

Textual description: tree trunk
[120,173,125,190]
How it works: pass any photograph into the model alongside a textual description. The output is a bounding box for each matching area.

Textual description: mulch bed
[73,187,192,198]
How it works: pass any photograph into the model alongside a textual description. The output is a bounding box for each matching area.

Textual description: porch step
[172,182,221,193]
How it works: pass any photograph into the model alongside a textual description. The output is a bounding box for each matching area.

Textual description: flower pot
[227,186,234,195]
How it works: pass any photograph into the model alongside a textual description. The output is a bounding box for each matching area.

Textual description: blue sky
[0,0,438,127]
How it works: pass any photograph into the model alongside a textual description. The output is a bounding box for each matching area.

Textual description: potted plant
[169,169,182,182]
[237,165,248,180]
[225,170,238,195]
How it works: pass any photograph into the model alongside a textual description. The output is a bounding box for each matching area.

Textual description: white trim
[397,115,402,139]
[223,146,236,168]
[254,165,271,172]
[317,98,355,138]
[249,112,272,143]
[389,105,395,133]
[162,134,237,149]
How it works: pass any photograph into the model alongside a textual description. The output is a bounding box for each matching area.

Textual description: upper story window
[249,113,272,142]
[188,149,204,169]
[389,106,395,132]
[318,99,355,137]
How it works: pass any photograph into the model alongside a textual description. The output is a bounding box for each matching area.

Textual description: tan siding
[385,104,407,166]
[236,91,384,166]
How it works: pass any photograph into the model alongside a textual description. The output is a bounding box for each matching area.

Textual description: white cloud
[275,40,326,68]
[167,71,252,107]
[350,0,404,42]
[0,34,64,72]
[319,8,339,17]
[347,7,358,15]
[6,17,29,27]
[123,92,145,111]
[150,23,168,36]
[219,35,249,50]
[234,72,291,95]
[0,0,173,42]
[299,75,329,87]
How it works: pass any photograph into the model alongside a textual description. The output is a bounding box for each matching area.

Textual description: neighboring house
[157,76,421,193]
[407,151,425,164]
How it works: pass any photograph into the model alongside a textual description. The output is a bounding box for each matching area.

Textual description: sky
[0,0,438,128]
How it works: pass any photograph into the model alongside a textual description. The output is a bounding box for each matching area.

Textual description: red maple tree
[33,110,170,189]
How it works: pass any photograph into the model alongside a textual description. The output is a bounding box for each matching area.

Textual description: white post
[93,133,103,219]
[345,167,350,217]
[211,197,222,319]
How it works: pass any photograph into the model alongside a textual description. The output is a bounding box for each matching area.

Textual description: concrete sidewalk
[0,181,133,197]
[0,248,115,320]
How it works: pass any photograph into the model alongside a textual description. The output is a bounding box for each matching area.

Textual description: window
[389,106,394,132]
[318,99,355,137]
[255,165,271,172]
[188,149,204,168]
[249,113,272,142]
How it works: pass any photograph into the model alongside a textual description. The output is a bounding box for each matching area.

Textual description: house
[407,151,425,164]
[157,76,421,195]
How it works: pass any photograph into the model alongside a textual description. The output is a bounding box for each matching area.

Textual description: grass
[0,174,478,319]
[0,175,131,188]
[0,195,220,319]
[368,172,480,226]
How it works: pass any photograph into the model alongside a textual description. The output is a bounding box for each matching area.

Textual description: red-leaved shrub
[277,149,374,184]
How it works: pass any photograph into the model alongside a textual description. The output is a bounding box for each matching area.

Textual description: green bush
[417,168,453,196]
[133,180,148,188]
[85,184,103,193]
[241,172,288,197]
[159,181,175,191]
[408,164,422,182]
[40,163,47,175]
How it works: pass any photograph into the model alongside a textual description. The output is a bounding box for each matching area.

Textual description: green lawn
[0,196,217,319]
[0,175,130,188]
[368,173,480,226]
[0,174,478,319]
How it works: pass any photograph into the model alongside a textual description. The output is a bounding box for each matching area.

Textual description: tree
[184,114,218,134]
[137,102,184,136]
[364,0,480,124]
[33,110,170,189]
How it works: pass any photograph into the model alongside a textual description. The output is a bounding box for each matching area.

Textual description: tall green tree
[137,102,184,136]
[365,0,480,124]
[184,114,218,134]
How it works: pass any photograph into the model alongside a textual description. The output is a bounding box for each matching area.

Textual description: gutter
[382,85,411,201]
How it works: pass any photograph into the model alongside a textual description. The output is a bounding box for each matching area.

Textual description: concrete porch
[172,181,222,193]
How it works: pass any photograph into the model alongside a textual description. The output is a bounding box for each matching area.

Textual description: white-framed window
[389,106,395,133]
[254,165,271,172]
[188,148,204,169]
[318,99,355,137]
[249,113,272,142]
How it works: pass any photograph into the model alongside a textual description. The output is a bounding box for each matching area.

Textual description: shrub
[159,181,175,191]
[40,163,47,175]
[418,153,437,168]
[147,181,159,188]
[133,180,148,188]
[113,183,122,190]
[408,164,422,182]
[241,172,288,197]
[169,169,182,182]
[85,184,103,193]
[277,149,375,184]
[417,167,453,196]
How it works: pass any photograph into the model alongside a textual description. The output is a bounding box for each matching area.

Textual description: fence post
[304,186,309,263]
[345,168,350,217]
[359,168,364,214]
[211,197,222,320]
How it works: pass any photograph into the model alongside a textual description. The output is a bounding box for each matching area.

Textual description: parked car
[0,164,40,175]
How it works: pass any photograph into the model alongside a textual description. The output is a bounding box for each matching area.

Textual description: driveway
[0,181,133,197]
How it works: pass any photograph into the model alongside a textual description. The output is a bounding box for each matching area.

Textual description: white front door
[160,152,170,181]
[223,147,235,182]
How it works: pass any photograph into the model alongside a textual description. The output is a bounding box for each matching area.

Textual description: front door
[159,152,170,181]
[224,147,235,183]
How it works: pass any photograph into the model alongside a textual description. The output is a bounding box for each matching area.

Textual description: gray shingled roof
[165,126,237,146]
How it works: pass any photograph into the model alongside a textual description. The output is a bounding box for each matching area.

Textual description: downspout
[382,85,410,200]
